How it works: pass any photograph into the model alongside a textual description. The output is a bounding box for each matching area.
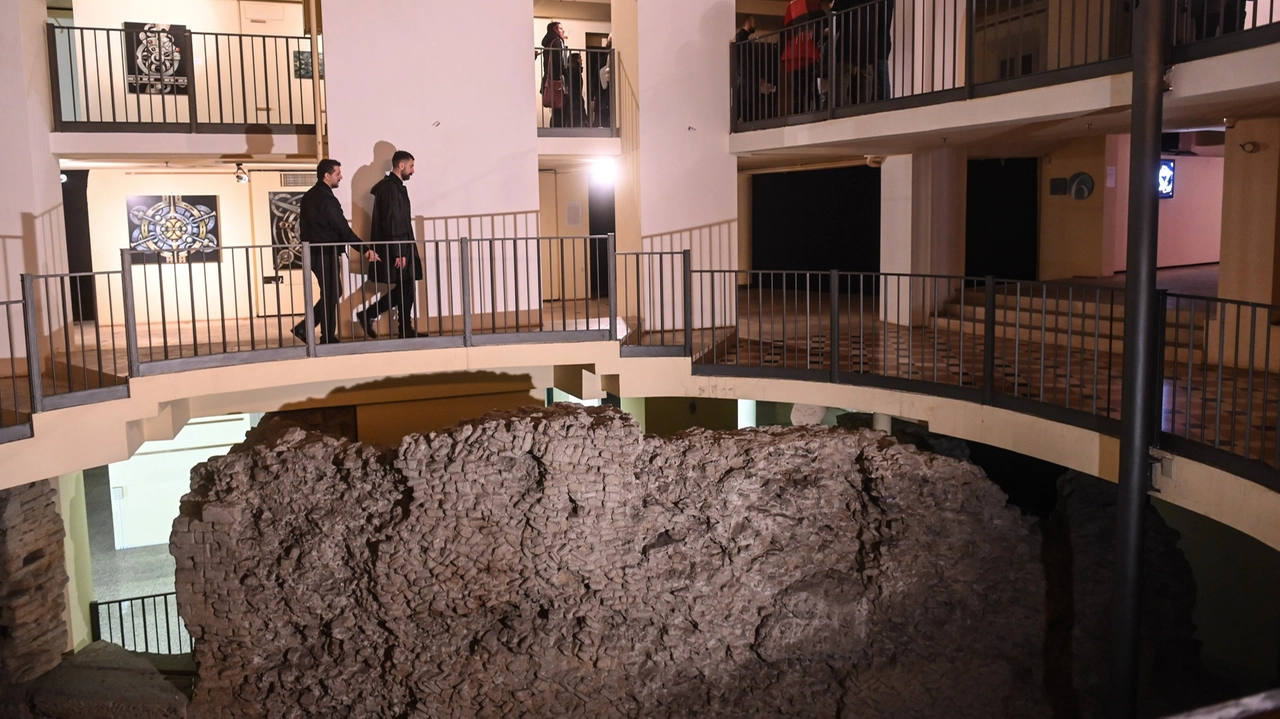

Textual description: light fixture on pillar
[59,173,68,184]
[590,158,616,186]
[234,163,249,184]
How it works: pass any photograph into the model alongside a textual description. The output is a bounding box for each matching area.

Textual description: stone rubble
[171,404,1051,718]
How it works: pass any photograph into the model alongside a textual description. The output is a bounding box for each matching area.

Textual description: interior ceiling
[533,0,611,22]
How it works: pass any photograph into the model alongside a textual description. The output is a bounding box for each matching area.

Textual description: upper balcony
[730,0,1280,146]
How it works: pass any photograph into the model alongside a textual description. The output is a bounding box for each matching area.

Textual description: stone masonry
[171,405,1051,718]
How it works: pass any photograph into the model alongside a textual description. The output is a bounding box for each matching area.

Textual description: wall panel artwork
[269,192,305,269]
[292,51,325,80]
[128,195,220,263]
[124,23,191,95]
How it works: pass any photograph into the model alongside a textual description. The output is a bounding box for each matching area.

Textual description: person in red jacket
[781,0,828,115]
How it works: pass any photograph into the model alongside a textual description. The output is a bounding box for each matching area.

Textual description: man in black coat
[292,158,370,345]
[356,150,423,339]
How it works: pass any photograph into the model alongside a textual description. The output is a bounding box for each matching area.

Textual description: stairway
[927,284,1209,365]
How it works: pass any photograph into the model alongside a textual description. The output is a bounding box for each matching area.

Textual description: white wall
[73,0,248,34]
[108,414,253,548]
[0,0,67,368]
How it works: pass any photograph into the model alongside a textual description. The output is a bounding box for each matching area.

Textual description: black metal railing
[5,253,1280,490]
[535,46,618,137]
[47,24,323,133]
[732,0,1279,132]
[90,592,191,654]
[0,300,32,443]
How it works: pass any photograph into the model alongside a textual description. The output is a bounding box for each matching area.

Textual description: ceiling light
[59,173,68,184]
[590,158,616,186]
[234,164,249,183]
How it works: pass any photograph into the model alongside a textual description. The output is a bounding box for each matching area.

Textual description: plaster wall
[1040,136,1108,280]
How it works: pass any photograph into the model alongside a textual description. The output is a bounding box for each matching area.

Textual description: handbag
[542,77,565,109]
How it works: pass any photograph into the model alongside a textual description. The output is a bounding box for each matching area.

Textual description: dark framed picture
[127,195,220,264]
[269,192,305,269]
[292,50,324,79]
[123,23,191,95]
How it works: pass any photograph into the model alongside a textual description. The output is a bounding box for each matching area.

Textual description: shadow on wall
[350,140,397,239]
[244,124,275,157]
[1,207,67,365]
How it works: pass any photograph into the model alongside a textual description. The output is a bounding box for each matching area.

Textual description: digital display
[1158,159,1175,199]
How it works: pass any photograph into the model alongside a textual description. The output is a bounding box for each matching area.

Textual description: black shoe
[356,310,378,339]
[398,328,422,339]
[290,324,307,343]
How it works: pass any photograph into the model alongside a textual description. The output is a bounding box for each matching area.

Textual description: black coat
[368,173,423,282]
[299,181,364,257]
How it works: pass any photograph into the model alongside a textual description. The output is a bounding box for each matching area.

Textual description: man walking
[292,158,369,345]
[357,150,423,339]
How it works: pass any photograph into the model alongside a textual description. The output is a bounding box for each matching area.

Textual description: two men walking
[292,150,423,344]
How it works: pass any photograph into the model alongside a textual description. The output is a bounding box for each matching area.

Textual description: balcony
[47,24,323,134]
[730,0,1280,134]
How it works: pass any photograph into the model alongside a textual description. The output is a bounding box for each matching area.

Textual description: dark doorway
[61,169,96,322]
[965,158,1039,281]
[588,174,615,298]
[752,165,881,288]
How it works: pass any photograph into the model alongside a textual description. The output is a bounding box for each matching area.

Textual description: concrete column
[1219,118,1280,305]
[56,472,93,652]
[611,0,642,253]
[879,148,967,323]
[738,173,753,274]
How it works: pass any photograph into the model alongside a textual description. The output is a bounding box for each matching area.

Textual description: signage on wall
[268,192,305,270]
[1068,172,1094,200]
[1158,160,1175,199]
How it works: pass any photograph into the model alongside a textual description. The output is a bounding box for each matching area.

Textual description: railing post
[119,249,141,378]
[89,601,101,642]
[965,0,976,96]
[682,250,693,357]
[829,269,840,383]
[610,47,619,137]
[20,275,45,414]
[983,276,997,404]
[46,24,64,132]
[607,233,618,341]
[459,238,473,346]
[182,31,198,131]
[1151,289,1169,447]
[300,243,318,357]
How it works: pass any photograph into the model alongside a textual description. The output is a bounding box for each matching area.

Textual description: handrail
[4,246,1278,491]
[90,591,190,655]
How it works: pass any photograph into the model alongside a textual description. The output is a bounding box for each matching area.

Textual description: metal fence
[90,592,191,655]
[23,271,129,411]
[47,24,322,132]
[535,46,618,137]
[0,300,32,443]
[6,254,1280,485]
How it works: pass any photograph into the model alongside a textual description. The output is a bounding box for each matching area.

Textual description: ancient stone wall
[172,405,1051,718]
[0,480,69,716]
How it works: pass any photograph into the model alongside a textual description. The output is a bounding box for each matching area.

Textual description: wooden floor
[4,268,1277,472]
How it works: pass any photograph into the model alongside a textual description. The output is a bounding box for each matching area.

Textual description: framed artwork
[123,23,191,95]
[269,192,305,269]
[292,50,324,80]
[127,195,220,264]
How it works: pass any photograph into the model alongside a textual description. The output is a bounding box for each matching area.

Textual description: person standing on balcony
[567,52,588,127]
[831,0,893,102]
[781,0,828,115]
[292,159,374,345]
[541,22,569,128]
[357,151,423,340]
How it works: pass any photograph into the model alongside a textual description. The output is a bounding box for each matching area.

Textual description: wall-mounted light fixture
[234,163,249,183]
[1240,141,1261,154]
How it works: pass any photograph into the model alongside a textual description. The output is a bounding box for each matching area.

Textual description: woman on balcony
[541,22,569,128]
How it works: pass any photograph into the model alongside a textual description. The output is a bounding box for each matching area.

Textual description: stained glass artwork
[123,23,191,95]
[127,195,219,264]
[269,192,304,270]
[292,50,325,80]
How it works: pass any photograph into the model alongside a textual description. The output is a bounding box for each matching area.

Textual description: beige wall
[644,396,739,437]
[1040,136,1108,280]
[538,170,592,301]
[1219,118,1280,305]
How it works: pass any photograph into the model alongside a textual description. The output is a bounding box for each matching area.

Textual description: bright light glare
[590,158,616,186]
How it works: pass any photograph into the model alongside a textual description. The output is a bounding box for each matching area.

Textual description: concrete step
[937,304,1204,344]
[927,317,1202,363]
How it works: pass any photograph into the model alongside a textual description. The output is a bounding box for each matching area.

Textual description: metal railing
[615,251,691,356]
[0,300,32,443]
[535,46,618,137]
[5,254,1279,489]
[23,271,129,411]
[90,592,191,655]
[47,24,323,133]
[731,0,1279,132]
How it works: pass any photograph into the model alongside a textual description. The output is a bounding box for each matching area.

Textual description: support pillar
[879,148,967,324]
[1218,118,1280,305]
[1112,0,1169,710]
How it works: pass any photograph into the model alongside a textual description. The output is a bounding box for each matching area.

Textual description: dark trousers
[295,248,343,343]
[365,265,419,337]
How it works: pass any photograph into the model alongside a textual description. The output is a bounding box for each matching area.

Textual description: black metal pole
[1113,0,1168,711]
